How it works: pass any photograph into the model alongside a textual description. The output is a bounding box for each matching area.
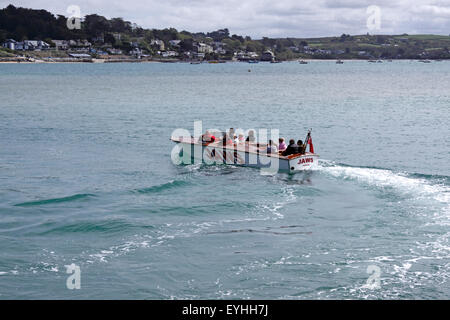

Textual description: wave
[38,219,142,235]
[14,193,95,207]
[206,224,313,236]
[132,179,189,194]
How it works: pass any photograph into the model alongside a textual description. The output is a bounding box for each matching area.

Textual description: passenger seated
[199,130,215,143]
[297,140,304,154]
[282,139,301,156]
[266,140,278,154]
[278,138,287,152]
[246,130,256,143]
[228,128,236,140]
[220,132,234,145]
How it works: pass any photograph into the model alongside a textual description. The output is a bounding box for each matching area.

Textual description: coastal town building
[129,47,142,58]
[169,40,181,47]
[91,35,104,43]
[106,48,123,55]
[260,50,275,61]
[150,39,165,51]
[161,50,179,58]
[52,40,69,50]
[195,43,213,54]
[14,40,50,51]
[2,39,16,50]
[236,51,259,61]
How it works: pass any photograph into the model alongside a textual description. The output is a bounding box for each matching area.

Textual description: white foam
[319,162,450,222]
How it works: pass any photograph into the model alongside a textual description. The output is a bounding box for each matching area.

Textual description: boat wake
[315,159,450,299]
[318,159,450,215]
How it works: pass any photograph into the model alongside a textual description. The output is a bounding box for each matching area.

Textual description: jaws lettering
[298,157,313,164]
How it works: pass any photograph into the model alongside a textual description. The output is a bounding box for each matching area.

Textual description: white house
[14,40,50,51]
[150,39,165,51]
[214,47,226,55]
[52,40,69,50]
[2,39,16,50]
[107,48,123,55]
[161,50,179,58]
[195,43,213,54]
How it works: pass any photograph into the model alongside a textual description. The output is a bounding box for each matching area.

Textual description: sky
[2,0,450,38]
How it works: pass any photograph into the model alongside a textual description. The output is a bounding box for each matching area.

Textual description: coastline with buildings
[2,5,450,64]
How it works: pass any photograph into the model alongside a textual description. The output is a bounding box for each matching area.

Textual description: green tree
[104,33,116,45]
[84,14,110,37]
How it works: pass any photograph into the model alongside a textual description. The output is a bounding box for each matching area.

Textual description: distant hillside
[0,5,83,40]
[1,4,450,60]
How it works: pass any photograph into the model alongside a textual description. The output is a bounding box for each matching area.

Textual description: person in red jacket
[199,130,215,143]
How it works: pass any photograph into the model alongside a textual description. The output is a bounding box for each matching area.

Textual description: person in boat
[199,130,215,143]
[246,130,256,143]
[228,128,236,140]
[282,139,301,156]
[266,140,278,154]
[297,140,304,154]
[278,138,287,152]
[220,132,234,145]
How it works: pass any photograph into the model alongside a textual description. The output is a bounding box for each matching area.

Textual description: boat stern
[288,153,319,172]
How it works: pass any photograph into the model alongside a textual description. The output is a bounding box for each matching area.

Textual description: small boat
[336,60,344,64]
[299,60,308,64]
[190,61,202,64]
[419,59,431,63]
[171,130,319,173]
[368,59,377,63]
[271,60,282,63]
[248,60,259,63]
[377,59,383,63]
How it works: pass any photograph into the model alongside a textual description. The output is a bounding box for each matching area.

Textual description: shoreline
[0,58,447,64]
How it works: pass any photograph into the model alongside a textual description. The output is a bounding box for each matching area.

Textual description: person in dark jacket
[282,139,301,156]
[246,130,256,143]
[297,140,304,154]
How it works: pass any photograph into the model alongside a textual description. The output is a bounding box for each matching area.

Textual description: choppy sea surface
[0,61,449,299]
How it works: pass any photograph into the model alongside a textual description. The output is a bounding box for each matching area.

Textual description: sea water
[0,61,449,299]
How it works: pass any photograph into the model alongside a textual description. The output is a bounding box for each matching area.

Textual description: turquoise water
[0,61,449,299]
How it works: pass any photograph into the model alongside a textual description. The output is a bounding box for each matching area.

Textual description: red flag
[308,137,314,153]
